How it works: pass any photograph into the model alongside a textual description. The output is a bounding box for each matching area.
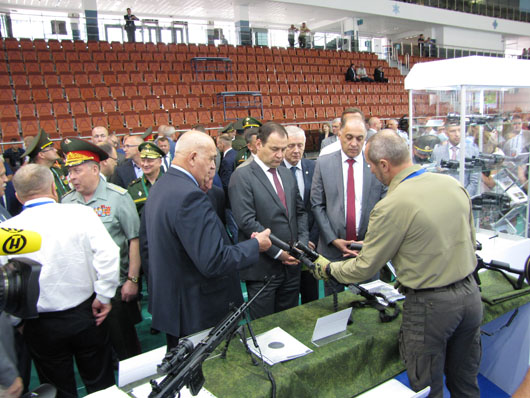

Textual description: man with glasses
[22,129,70,200]
[111,134,144,188]
[503,115,529,156]
[127,142,164,216]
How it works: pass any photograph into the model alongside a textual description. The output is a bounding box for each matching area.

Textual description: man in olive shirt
[128,142,164,216]
[311,130,482,398]
[61,138,142,360]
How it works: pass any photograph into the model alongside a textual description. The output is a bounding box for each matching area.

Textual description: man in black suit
[311,114,386,295]
[282,125,319,303]
[110,134,143,188]
[142,131,271,348]
[229,122,309,319]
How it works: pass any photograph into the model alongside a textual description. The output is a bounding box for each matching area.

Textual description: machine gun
[269,235,399,323]
[471,192,511,213]
[149,278,273,398]
[474,246,530,291]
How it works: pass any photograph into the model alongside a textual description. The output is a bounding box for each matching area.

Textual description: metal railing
[396,0,530,23]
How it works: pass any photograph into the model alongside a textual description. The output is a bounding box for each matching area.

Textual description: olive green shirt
[232,135,246,152]
[50,165,70,201]
[127,171,163,216]
[234,147,251,168]
[330,164,477,289]
[62,178,140,285]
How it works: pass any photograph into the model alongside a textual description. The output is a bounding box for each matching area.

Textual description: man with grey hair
[366,117,382,140]
[1,163,119,397]
[142,130,271,348]
[283,125,319,303]
[157,124,176,158]
[320,118,341,150]
[311,117,385,296]
[311,130,482,398]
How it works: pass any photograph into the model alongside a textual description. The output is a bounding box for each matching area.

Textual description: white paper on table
[356,379,430,398]
[118,346,167,387]
[247,326,312,365]
[131,376,217,398]
[359,280,405,303]
[311,307,352,343]
[84,385,132,397]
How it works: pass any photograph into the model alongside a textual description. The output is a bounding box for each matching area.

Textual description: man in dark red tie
[229,122,309,319]
[311,113,386,296]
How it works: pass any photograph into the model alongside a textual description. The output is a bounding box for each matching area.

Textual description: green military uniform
[23,129,70,200]
[127,142,165,216]
[232,117,261,156]
[63,180,140,285]
[412,135,441,165]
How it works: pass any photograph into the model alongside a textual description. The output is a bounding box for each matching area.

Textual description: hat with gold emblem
[138,142,165,159]
[219,122,235,134]
[22,129,54,159]
[234,117,262,132]
[414,135,441,155]
[61,137,109,167]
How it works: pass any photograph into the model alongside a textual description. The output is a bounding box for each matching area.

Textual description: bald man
[141,131,271,348]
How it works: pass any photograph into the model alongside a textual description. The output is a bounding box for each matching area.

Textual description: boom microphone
[0,228,42,255]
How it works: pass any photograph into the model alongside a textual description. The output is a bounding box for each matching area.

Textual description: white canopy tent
[404,56,530,186]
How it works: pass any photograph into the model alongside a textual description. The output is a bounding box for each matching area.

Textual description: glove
[310,255,331,281]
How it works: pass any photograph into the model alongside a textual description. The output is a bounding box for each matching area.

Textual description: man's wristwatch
[127,275,139,284]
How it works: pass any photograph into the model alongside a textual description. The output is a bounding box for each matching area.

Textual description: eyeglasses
[123,144,138,149]
[41,147,56,153]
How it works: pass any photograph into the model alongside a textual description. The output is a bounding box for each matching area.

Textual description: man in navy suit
[142,131,271,348]
[282,125,319,303]
[217,133,237,196]
[229,122,309,319]
[110,134,143,188]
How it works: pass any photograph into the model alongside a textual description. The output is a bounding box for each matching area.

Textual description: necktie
[269,168,288,214]
[163,156,169,172]
[346,159,357,241]
[290,165,297,180]
[450,146,457,160]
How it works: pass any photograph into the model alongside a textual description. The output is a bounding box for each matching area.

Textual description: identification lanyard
[401,168,426,183]
[23,200,55,211]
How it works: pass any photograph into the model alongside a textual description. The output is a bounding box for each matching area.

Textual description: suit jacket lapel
[301,159,311,206]
[250,161,287,214]
[333,151,345,214]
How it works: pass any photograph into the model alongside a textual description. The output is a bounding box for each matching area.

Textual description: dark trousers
[245,266,300,320]
[23,297,115,398]
[399,276,482,398]
[125,27,135,43]
[300,270,319,304]
[106,288,142,361]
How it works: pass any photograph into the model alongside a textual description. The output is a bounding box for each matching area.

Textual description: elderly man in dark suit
[311,115,386,295]
[142,131,271,348]
[229,122,309,319]
[282,125,319,303]
[110,134,143,188]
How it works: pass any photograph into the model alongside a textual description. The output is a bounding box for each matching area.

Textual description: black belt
[400,274,473,295]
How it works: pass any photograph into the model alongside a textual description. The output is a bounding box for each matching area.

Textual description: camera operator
[0,164,120,398]
[310,130,482,398]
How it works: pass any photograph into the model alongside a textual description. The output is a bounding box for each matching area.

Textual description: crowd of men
[0,111,529,398]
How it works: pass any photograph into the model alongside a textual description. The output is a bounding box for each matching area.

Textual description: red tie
[346,159,357,241]
[269,168,288,214]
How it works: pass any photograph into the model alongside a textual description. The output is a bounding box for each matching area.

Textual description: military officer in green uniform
[61,137,142,361]
[233,117,262,165]
[22,129,70,200]
[412,135,441,165]
[127,142,164,216]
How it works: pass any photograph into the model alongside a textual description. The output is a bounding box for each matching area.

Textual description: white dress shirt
[319,140,341,157]
[284,159,304,200]
[341,150,364,235]
[254,155,285,193]
[0,198,119,312]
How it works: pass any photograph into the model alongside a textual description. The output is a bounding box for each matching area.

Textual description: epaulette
[107,182,128,195]
[62,189,74,198]
[128,177,142,187]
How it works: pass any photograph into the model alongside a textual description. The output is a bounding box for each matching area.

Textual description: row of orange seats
[1,103,408,141]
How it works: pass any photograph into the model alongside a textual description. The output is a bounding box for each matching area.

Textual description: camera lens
[0,262,20,314]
